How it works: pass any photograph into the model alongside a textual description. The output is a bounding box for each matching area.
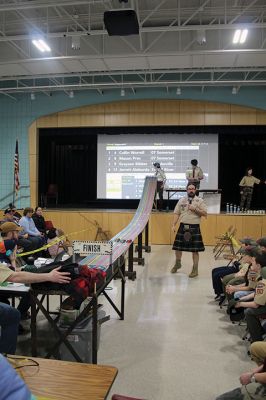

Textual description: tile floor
[17,245,255,400]
[99,246,254,400]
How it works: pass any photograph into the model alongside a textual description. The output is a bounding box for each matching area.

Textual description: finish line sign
[73,241,113,256]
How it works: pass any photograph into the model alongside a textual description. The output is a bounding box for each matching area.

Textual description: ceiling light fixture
[232,86,238,95]
[30,93,35,100]
[32,39,51,52]
[239,29,248,44]
[120,88,125,97]
[71,36,81,50]
[233,29,248,44]
[196,30,206,45]
[176,87,181,95]
[69,90,74,98]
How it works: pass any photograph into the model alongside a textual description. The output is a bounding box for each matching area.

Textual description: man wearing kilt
[171,183,207,278]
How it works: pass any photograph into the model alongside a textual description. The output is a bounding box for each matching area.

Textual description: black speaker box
[104,9,139,36]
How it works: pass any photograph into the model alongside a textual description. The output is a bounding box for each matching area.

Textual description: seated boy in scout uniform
[212,240,256,304]
[233,257,266,343]
[226,248,263,301]
[250,341,266,365]
[257,237,266,251]
[219,247,255,305]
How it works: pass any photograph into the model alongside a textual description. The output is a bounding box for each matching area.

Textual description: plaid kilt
[172,223,205,252]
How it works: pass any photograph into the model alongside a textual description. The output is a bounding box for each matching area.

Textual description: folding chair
[214,228,238,260]
[94,220,111,241]
[213,226,233,254]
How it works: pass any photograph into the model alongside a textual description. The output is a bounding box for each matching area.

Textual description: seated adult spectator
[0,262,71,352]
[1,219,36,263]
[0,221,71,352]
[0,208,29,252]
[0,222,21,270]
[216,358,266,399]
[0,205,22,224]
[0,209,35,255]
[0,222,70,321]
[32,206,46,234]
[8,203,22,219]
[0,208,16,224]
[19,207,45,250]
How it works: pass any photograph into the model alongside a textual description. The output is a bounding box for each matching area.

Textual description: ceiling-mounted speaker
[104,9,139,36]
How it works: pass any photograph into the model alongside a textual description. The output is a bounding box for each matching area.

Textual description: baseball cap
[257,237,266,248]
[4,208,12,215]
[239,245,259,257]
[0,222,22,233]
[239,237,257,246]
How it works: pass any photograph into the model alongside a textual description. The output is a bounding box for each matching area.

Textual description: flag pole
[12,171,15,206]
[13,139,20,206]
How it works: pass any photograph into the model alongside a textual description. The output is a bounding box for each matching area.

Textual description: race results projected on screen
[97,134,218,199]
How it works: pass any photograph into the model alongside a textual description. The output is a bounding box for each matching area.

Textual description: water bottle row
[225,203,266,214]
[226,204,240,213]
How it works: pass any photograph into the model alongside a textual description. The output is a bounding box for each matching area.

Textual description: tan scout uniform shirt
[240,263,249,273]
[239,175,260,187]
[186,166,203,182]
[173,196,207,224]
[247,269,261,289]
[238,262,250,276]
[0,263,13,284]
[254,279,266,306]
[154,168,166,183]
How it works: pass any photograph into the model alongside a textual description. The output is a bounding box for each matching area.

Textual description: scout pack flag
[14,139,20,196]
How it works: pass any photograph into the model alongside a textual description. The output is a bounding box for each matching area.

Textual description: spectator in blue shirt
[19,207,45,250]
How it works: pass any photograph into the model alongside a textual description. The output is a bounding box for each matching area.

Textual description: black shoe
[218,295,226,307]
[20,311,31,320]
[18,324,29,335]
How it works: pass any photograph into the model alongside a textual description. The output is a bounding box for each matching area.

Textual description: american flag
[14,140,20,195]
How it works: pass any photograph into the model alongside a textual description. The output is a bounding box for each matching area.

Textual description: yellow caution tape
[17,235,66,257]
[17,226,93,257]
